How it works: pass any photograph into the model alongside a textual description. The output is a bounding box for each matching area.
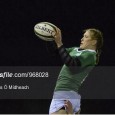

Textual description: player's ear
[92,40,97,46]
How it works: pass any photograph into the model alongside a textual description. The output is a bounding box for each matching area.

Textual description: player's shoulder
[75,48,96,57]
[80,49,96,60]
[66,47,96,55]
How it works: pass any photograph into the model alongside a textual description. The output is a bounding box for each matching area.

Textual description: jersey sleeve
[58,45,81,66]
[77,51,96,67]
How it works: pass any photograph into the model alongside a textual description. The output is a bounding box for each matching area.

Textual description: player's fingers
[64,104,68,108]
[64,100,69,107]
[55,27,61,34]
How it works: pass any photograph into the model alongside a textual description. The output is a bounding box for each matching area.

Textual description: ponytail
[96,49,102,65]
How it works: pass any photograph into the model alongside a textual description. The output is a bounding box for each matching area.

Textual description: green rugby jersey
[55,47,96,92]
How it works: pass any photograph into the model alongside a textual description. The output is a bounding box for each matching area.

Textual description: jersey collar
[85,49,96,53]
[77,48,96,53]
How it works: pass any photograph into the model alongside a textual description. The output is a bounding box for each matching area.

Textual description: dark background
[0,0,115,114]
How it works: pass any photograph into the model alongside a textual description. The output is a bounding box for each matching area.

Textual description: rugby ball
[34,22,57,41]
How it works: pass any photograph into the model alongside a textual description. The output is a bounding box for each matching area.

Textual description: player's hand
[64,100,73,114]
[53,28,63,48]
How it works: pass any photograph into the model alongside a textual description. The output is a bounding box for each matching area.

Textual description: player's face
[80,30,96,49]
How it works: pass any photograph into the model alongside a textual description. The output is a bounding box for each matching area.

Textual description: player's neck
[86,46,96,51]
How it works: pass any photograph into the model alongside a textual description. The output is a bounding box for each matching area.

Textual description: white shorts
[49,90,81,114]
